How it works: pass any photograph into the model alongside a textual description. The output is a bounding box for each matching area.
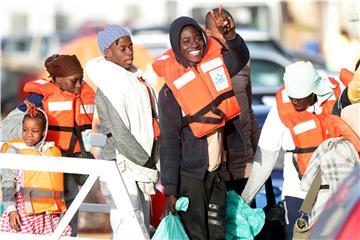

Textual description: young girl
[0,102,71,236]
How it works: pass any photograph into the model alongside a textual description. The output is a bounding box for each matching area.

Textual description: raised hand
[210,6,235,40]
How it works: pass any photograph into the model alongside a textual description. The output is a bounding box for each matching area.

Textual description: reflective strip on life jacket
[48,101,73,112]
[293,120,317,135]
[80,104,95,114]
[21,188,65,214]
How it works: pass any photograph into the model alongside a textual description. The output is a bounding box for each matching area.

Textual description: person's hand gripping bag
[152,197,189,240]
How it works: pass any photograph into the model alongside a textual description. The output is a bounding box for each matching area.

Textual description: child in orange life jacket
[0,102,71,236]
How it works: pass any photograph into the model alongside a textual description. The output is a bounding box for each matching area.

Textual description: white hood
[85,56,155,156]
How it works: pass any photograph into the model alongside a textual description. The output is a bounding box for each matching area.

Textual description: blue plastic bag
[226,191,265,240]
[151,197,189,240]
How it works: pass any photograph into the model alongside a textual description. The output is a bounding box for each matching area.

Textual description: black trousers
[64,173,80,237]
[179,171,226,240]
[65,198,79,237]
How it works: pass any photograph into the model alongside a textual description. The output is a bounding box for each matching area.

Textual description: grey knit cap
[97,24,131,54]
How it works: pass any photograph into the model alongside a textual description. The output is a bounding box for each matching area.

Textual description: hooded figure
[153,13,249,239]
[0,104,72,235]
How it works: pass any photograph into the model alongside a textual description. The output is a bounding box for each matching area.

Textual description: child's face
[22,118,44,147]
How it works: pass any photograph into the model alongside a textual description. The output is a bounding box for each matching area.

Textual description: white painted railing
[0,153,149,240]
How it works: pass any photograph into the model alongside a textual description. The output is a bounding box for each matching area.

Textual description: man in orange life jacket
[1,54,95,237]
[241,61,360,239]
[152,10,249,239]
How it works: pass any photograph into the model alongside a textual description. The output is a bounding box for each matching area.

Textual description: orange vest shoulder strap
[1,139,24,153]
[339,68,354,86]
[43,146,62,157]
[1,143,10,153]
[328,77,341,98]
[152,49,174,78]
[23,80,59,96]
[81,82,96,98]
[276,86,295,116]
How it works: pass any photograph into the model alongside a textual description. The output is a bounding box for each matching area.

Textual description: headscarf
[97,24,131,54]
[45,54,83,78]
[283,61,334,100]
[347,68,360,103]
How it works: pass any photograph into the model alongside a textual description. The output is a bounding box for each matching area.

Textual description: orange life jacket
[1,139,66,215]
[152,38,240,138]
[276,78,341,176]
[339,68,354,86]
[23,80,95,154]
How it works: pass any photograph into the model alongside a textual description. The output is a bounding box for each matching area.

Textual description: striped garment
[300,137,359,224]
[0,170,71,236]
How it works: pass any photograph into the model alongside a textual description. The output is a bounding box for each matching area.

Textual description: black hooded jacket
[158,16,250,196]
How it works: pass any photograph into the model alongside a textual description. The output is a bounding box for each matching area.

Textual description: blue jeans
[284,196,304,240]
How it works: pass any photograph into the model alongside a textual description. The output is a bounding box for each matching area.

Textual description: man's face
[105,36,134,70]
[56,73,83,95]
[180,25,205,66]
[289,93,315,112]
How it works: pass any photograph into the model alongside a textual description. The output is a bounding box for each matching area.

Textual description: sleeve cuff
[6,205,16,214]
[226,34,241,48]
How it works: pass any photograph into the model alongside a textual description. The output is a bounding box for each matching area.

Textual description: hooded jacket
[0,109,65,214]
[157,16,250,195]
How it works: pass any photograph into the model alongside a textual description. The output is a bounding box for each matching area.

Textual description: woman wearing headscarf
[241,61,360,239]
[1,54,95,237]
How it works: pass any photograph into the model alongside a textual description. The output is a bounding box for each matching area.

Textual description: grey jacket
[221,64,261,180]
[1,147,18,213]
[95,89,158,165]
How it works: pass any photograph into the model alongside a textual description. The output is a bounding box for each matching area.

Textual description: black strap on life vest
[62,122,89,156]
[286,146,318,154]
[287,146,318,179]
[48,123,91,156]
[182,90,234,126]
[48,124,92,132]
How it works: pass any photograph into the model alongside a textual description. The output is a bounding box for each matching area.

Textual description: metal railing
[0,153,149,240]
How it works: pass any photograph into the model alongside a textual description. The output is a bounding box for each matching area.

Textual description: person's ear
[54,76,62,84]
[104,48,112,60]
